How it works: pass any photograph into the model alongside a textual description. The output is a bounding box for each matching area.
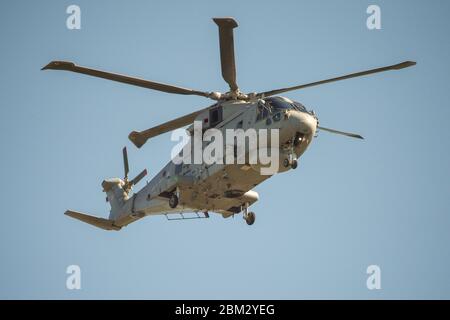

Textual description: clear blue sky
[1,0,449,299]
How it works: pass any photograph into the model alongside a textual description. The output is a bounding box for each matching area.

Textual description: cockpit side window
[256,101,271,121]
[293,101,307,112]
[257,104,263,121]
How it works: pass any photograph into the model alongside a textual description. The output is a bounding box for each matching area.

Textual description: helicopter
[42,17,416,230]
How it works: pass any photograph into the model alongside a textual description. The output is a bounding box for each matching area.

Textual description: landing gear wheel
[283,158,290,168]
[245,212,256,225]
[291,159,298,169]
[169,194,179,208]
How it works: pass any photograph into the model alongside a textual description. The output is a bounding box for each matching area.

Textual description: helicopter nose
[289,111,317,136]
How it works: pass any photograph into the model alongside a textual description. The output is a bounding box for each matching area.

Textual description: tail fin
[64,179,129,231]
[64,147,147,231]
[101,147,147,220]
[102,178,128,220]
[65,210,121,231]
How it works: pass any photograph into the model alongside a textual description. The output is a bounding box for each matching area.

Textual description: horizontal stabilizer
[65,210,121,231]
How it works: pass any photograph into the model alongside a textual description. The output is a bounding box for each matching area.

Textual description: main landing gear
[242,202,255,226]
[169,193,179,208]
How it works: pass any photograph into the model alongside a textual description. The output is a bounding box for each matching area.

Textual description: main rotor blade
[129,105,211,148]
[42,61,212,98]
[213,18,239,92]
[257,61,416,98]
[131,169,147,186]
[122,147,129,179]
[318,126,364,140]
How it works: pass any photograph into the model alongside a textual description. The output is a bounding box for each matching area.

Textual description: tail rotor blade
[318,126,364,140]
[122,147,129,179]
[131,169,147,186]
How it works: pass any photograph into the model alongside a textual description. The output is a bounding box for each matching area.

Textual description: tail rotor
[122,147,147,194]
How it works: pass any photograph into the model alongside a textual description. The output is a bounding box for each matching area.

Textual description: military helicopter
[42,17,415,230]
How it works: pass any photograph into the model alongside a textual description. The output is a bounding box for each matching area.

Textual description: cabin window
[273,112,281,122]
[211,109,219,123]
[209,106,223,127]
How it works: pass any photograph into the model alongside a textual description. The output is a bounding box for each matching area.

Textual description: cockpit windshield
[264,97,307,112]
[256,96,309,122]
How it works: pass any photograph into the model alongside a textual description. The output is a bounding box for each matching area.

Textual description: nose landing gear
[282,133,302,170]
[291,158,298,169]
[283,156,298,169]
